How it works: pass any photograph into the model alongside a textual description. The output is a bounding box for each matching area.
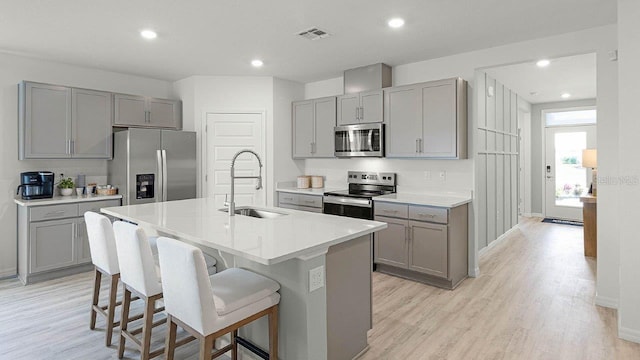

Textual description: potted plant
[58,177,75,196]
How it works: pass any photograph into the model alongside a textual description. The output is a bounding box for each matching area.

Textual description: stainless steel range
[323,171,396,219]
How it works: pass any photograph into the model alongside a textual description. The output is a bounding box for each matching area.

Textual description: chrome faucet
[225,149,263,216]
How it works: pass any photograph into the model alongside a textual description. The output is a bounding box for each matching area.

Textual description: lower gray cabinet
[373,201,468,289]
[373,216,409,268]
[408,221,448,278]
[17,198,121,284]
[29,218,77,273]
[277,192,323,213]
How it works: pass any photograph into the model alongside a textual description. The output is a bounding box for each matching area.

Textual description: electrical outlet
[309,266,325,292]
[439,171,446,182]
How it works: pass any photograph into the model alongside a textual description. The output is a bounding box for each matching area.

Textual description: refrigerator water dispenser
[136,174,155,199]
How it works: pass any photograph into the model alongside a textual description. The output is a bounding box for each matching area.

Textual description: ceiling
[0,0,616,83]
[484,53,597,104]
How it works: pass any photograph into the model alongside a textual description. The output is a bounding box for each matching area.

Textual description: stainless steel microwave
[334,123,384,157]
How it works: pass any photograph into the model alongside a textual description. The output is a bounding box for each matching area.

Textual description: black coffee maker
[17,171,55,200]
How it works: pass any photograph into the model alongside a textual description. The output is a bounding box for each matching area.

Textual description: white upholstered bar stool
[156,237,280,360]
[84,211,124,347]
[113,221,166,360]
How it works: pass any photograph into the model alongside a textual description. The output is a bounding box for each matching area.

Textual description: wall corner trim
[619,326,640,344]
[595,294,619,309]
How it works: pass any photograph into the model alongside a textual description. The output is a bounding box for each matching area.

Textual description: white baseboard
[469,267,480,278]
[479,225,520,256]
[619,326,640,344]
[524,212,544,218]
[595,294,619,309]
[0,269,16,280]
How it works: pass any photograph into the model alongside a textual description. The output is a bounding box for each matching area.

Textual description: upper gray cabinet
[292,96,336,158]
[114,94,181,129]
[337,89,383,125]
[19,82,112,160]
[385,78,467,159]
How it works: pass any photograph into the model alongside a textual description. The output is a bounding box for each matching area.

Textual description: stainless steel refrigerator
[108,128,197,205]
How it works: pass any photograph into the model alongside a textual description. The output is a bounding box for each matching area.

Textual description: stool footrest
[236,336,269,360]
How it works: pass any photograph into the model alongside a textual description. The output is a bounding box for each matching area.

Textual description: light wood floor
[361,218,640,360]
[1,218,639,359]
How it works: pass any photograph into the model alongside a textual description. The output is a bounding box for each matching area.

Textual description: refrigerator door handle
[156,149,163,202]
[162,149,168,202]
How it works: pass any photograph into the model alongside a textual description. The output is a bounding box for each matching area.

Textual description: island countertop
[101,197,386,265]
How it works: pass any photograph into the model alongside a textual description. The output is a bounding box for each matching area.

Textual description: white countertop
[14,194,123,207]
[275,184,343,196]
[101,198,386,265]
[375,193,472,208]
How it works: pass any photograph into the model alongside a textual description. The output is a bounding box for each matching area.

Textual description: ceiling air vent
[297,27,331,41]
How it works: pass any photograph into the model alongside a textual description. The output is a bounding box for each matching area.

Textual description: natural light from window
[545,109,597,127]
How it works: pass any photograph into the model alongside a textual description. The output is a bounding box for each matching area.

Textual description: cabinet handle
[71,140,75,154]
[304,200,315,204]
[44,210,65,218]
[418,213,437,218]
[383,209,398,213]
[355,107,359,120]
[408,226,412,241]
[310,143,314,154]
[419,138,423,153]
[360,107,364,121]
[416,139,419,153]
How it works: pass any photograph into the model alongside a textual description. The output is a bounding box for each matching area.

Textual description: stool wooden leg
[118,286,132,359]
[268,305,278,360]
[141,297,156,360]
[199,336,214,360]
[105,273,119,347]
[165,315,177,360]
[89,268,102,330]
[231,330,238,360]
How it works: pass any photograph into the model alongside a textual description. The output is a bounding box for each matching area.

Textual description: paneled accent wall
[476,72,519,250]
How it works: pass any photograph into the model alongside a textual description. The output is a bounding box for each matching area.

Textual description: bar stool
[113,221,166,360]
[84,211,123,347]
[156,237,280,360]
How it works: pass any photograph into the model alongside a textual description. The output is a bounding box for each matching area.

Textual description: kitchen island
[102,197,386,360]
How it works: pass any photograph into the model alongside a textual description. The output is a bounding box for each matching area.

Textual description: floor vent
[297,27,331,40]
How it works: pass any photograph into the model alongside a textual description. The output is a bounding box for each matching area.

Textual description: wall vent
[297,27,331,40]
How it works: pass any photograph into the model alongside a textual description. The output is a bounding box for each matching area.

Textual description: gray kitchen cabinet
[72,88,113,159]
[292,97,336,159]
[19,82,71,159]
[19,81,113,159]
[337,90,383,125]
[408,221,448,277]
[277,192,323,213]
[114,94,182,129]
[384,78,467,159]
[17,198,122,284]
[29,218,77,273]
[373,201,468,289]
[373,216,409,268]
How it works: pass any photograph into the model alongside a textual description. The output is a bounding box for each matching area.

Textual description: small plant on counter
[58,177,75,189]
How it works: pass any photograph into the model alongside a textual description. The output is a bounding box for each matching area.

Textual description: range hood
[344,63,392,94]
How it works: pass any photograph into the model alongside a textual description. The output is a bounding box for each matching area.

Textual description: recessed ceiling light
[251,59,264,67]
[388,18,405,28]
[561,93,571,99]
[140,30,157,39]
[536,59,550,67]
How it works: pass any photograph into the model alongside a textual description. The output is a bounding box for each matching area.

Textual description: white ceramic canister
[311,176,324,188]
[297,176,311,189]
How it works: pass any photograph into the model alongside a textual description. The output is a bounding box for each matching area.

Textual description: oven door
[334,123,384,157]
[322,196,373,219]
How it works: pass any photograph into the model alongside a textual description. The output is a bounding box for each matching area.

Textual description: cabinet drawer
[409,205,448,224]
[374,202,408,218]
[30,204,78,221]
[278,192,298,205]
[297,194,322,208]
[78,199,121,214]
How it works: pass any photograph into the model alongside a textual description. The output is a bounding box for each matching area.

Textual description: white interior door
[544,125,596,221]
[205,112,265,209]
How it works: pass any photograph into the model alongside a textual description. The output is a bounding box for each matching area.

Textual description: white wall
[304,25,618,282]
[0,52,173,278]
[173,76,304,206]
[617,0,640,342]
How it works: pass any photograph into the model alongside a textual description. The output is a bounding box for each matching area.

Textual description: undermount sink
[219,206,288,219]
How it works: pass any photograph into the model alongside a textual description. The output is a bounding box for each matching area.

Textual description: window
[545,109,597,127]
